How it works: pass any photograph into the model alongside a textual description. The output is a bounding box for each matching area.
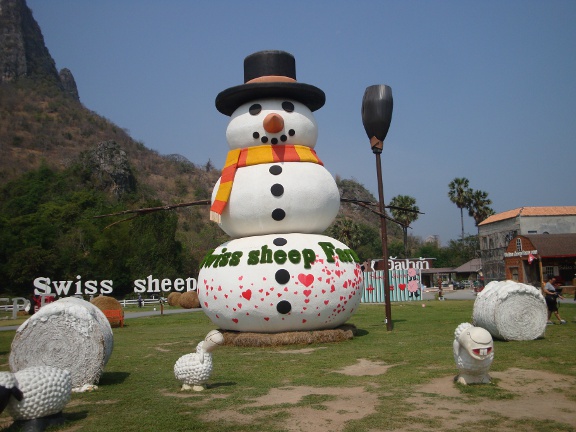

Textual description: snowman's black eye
[282,101,294,113]
[249,104,262,115]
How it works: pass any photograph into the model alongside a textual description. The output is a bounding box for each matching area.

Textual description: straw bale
[167,292,182,307]
[90,295,124,327]
[179,291,200,309]
[221,324,356,347]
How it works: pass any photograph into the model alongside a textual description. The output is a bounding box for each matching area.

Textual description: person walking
[543,275,566,325]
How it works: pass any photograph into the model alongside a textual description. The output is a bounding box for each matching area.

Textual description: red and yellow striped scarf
[210,144,323,222]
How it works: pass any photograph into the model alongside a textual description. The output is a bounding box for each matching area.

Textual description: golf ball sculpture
[174,330,224,391]
[0,366,71,422]
[453,323,494,385]
[198,50,363,333]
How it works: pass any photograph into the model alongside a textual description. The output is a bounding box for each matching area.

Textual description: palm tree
[389,195,420,258]
[326,217,362,250]
[467,189,495,226]
[448,177,471,241]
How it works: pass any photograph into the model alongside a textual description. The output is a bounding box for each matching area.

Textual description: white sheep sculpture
[453,322,494,385]
[0,366,71,430]
[174,330,224,391]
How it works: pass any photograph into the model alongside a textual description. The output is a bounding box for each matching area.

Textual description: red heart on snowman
[298,273,314,287]
[241,289,252,300]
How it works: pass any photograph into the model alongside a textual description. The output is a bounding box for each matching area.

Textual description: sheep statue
[0,366,71,431]
[453,322,494,385]
[174,330,224,391]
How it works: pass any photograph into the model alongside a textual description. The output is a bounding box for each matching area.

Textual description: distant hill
[0,0,400,297]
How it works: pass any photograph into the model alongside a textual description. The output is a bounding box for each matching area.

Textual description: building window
[528,230,537,234]
[543,266,555,278]
[516,238,522,252]
[511,267,519,281]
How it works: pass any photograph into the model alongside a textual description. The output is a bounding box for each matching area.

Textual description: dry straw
[179,291,200,309]
[221,324,357,347]
[167,292,182,307]
[91,295,124,328]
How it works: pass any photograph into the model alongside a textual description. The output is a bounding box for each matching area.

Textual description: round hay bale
[221,324,357,347]
[10,297,114,389]
[472,280,547,341]
[167,292,182,307]
[90,295,124,328]
[90,295,122,311]
[179,291,200,309]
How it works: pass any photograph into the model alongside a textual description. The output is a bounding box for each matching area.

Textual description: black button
[272,208,285,221]
[275,269,290,284]
[273,237,287,246]
[269,165,282,175]
[270,184,284,197]
[276,300,292,314]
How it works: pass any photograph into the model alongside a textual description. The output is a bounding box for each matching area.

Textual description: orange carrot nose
[263,113,284,133]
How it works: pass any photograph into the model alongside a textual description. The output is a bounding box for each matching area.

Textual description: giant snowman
[198,50,363,333]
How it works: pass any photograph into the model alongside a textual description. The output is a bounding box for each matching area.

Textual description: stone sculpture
[0,366,71,431]
[174,330,224,391]
[10,297,113,390]
[453,322,494,385]
[473,280,547,340]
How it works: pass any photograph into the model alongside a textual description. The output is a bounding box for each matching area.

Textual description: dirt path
[198,355,576,431]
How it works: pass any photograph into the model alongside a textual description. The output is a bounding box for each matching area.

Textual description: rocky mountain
[0,0,395,297]
[0,0,387,226]
[1,0,63,86]
[0,0,221,204]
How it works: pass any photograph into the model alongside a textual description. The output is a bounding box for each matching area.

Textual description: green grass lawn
[1,300,575,431]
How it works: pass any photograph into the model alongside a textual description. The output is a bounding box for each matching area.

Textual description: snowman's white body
[198,96,363,333]
[199,233,363,332]
[213,162,340,238]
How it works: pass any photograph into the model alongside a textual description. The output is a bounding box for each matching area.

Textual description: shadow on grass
[99,371,130,386]
[353,328,369,337]
[209,381,237,389]
[3,411,88,432]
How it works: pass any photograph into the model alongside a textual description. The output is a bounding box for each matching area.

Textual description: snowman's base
[220,324,357,347]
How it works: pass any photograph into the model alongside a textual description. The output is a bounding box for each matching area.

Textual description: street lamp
[361,85,393,331]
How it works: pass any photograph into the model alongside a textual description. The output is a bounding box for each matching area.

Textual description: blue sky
[27,0,576,246]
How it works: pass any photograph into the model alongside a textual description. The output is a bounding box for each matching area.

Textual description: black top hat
[215,50,325,116]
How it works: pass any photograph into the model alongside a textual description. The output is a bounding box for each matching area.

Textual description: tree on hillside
[448,177,471,241]
[389,195,420,258]
[467,189,495,226]
[326,217,362,250]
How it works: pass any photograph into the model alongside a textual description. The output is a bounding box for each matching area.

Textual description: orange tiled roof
[479,206,576,225]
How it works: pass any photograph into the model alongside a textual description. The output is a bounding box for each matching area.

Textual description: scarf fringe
[210,211,221,223]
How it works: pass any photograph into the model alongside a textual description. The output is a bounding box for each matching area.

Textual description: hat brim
[215,82,325,116]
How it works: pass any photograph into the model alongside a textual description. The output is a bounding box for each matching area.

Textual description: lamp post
[361,85,393,331]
